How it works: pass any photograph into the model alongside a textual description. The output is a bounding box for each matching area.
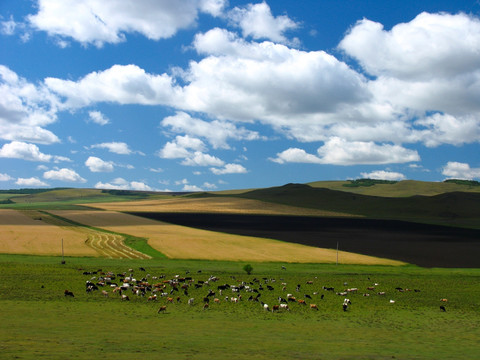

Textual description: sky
[1,1,480,192]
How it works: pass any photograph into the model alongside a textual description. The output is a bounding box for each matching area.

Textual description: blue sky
[1,0,480,192]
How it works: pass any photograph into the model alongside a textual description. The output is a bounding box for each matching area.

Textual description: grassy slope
[307,179,480,197]
[229,183,480,229]
[1,255,479,360]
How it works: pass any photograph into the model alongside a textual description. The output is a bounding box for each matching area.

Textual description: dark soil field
[128,212,480,268]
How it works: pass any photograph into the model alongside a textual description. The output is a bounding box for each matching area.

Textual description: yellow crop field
[0,209,97,257]
[52,210,404,265]
[89,196,355,217]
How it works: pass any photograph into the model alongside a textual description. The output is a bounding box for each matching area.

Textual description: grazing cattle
[343,298,351,311]
[157,305,167,313]
[147,295,157,301]
[440,305,446,312]
[263,303,270,311]
[203,297,210,303]
[298,299,306,305]
[280,303,290,311]
[304,294,312,299]
[390,300,396,304]
[310,304,318,310]
[203,303,209,310]
[101,290,109,298]
[377,292,386,296]
[278,297,287,303]
[287,296,296,302]
[188,298,194,306]
[367,287,375,291]
[121,295,130,301]
[214,298,220,304]
[64,290,74,297]
[440,299,448,302]
[272,305,280,312]
[166,297,174,303]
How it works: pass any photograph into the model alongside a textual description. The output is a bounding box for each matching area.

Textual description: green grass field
[1,254,479,360]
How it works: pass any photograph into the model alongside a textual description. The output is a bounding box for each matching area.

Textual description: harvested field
[132,212,480,268]
[0,210,150,259]
[0,209,96,257]
[51,210,403,265]
[89,197,355,217]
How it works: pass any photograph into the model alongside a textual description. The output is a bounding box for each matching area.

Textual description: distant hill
[231,183,480,229]
[307,179,480,197]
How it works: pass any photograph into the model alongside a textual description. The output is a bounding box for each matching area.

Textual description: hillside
[229,183,480,229]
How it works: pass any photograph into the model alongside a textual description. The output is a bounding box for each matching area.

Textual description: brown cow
[157,305,167,313]
[310,304,318,310]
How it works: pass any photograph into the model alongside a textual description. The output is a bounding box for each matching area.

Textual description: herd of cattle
[63,267,447,313]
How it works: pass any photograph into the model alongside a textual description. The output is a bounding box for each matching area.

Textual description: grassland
[1,255,479,360]
[1,181,479,359]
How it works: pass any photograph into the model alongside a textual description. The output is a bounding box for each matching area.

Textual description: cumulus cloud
[0,173,14,181]
[0,65,60,144]
[85,156,114,172]
[442,161,480,179]
[16,177,48,187]
[228,2,299,44]
[271,138,420,166]
[27,0,218,47]
[0,141,52,162]
[210,163,247,175]
[339,12,480,80]
[359,170,406,181]
[90,142,133,155]
[161,111,261,149]
[45,64,178,109]
[43,168,86,183]
[181,151,224,167]
[88,110,110,125]
[94,177,152,191]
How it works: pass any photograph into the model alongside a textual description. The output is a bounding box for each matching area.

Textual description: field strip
[50,210,405,265]
[9,210,152,259]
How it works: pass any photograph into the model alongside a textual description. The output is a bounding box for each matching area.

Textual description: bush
[242,264,253,275]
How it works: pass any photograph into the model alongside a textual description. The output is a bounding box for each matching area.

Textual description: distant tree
[243,264,253,275]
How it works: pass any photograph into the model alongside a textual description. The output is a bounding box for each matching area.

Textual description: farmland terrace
[127,212,480,268]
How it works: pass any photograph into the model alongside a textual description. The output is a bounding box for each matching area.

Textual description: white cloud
[162,111,262,149]
[0,65,60,144]
[359,170,406,181]
[16,177,48,187]
[442,162,480,179]
[28,0,215,47]
[228,2,299,44]
[271,138,420,166]
[91,142,133,155]
[1,16,17,35]
[0,141,52,162]
[94,177,152,191]
[88,110,110,125]
[0,173,13,181]
[181,151,224,167]
[202,182,217,189]
[85,156,114,172]
[316,138,420,165]
[199,0,227,17]
[45,64,177,109]
[183,184,204,191]
[43,168,86,183]
[210,163,247,175]
[339,12,480,80]
[413,113,480,147]
[157,135,207,159]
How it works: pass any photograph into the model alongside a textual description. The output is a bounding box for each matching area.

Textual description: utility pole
[61,238,65,264]
[336,241,339,265]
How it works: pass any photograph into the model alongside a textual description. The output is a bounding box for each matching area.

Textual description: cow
[203,303,209,310]
[280,304,290,311]
[440,305,446,312]
[157,305,167,313]
[188,298,195,306]
[121,295,130,301]
[272,305,280,312]
[310,304,318,310]
[64,290,74,297]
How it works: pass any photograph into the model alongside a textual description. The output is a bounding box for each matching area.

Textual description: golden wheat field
[0,209,97,257]
[51,210,404,265]
[90,196,355,217]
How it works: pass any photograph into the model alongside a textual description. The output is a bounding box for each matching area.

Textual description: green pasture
[1,254,479,360]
